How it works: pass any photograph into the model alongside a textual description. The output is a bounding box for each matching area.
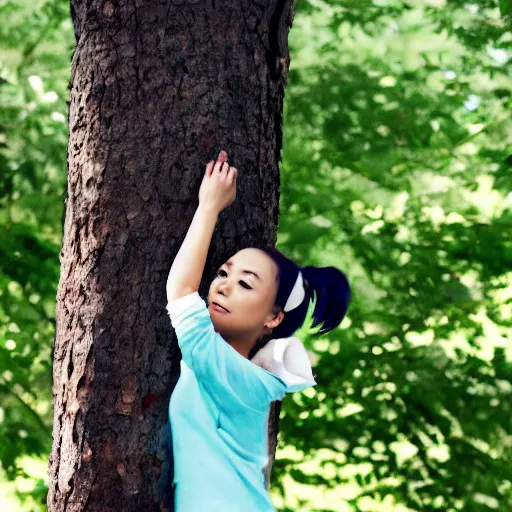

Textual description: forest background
[0,0,511,511]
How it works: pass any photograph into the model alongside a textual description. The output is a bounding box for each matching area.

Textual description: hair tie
[284,271,305,312]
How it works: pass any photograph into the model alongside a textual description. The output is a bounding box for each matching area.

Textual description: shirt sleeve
[166,292,284,412]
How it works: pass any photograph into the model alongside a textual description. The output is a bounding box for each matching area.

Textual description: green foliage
[273,0,512,510]
[1,0,511,511]
[0,0,73,507]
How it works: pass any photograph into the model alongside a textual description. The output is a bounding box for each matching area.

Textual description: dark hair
[248,247,351,359]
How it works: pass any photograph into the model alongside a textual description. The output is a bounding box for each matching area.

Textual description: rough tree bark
[48,1,295,510]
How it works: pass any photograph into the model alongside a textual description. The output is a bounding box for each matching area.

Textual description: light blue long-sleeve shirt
[166,292,316,511]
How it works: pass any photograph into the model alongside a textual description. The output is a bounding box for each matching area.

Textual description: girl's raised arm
[166,150,237,302]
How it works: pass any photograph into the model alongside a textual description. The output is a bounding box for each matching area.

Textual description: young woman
[164,150,350,511]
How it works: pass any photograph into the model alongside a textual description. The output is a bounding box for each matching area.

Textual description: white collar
[251,337,317,393]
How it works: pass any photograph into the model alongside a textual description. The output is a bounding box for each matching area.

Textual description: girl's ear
[265,310,284,331]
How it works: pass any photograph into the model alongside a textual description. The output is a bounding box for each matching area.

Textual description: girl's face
[207,248,281,344]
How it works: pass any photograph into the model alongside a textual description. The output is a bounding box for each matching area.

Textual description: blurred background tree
[0,1,73,509]
[0,0,510,510]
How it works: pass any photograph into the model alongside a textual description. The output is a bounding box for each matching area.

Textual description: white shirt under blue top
[166,291,317,511]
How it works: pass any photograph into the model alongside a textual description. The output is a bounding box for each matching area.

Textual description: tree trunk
[48,1,295,510]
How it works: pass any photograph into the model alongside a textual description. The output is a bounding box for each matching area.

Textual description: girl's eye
[217,269,252,290]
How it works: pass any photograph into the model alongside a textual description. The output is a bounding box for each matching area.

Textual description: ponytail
[301,265,351,334]
[261,247,351,340]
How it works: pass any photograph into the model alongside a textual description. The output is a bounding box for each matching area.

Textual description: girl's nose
[218,280,231,295]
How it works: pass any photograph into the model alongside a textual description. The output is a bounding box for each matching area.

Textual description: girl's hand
[198,150,238,214]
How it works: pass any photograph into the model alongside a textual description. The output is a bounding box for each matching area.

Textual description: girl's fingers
[213,158,223,175]
[212,150,228,175]
[227,167,237,185]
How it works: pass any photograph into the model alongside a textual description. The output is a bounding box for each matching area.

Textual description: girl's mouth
[211,302,230,314]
